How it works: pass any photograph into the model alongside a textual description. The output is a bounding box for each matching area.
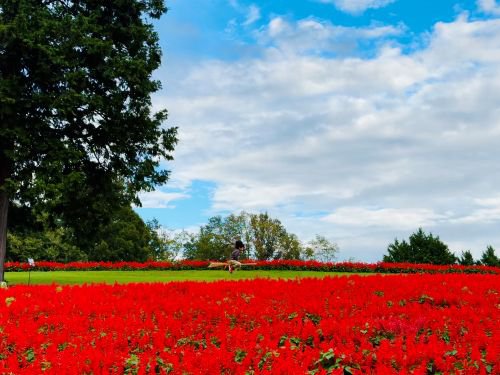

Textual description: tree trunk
[0,189,7,283]
[0,155,8,283]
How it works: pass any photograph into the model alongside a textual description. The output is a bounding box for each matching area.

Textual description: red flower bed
[0,274,498,374]
[4,260,499,274]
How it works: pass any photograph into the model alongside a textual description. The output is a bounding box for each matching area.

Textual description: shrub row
[4,260,499,274]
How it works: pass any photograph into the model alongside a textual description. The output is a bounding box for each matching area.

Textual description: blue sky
[136,0,500,261]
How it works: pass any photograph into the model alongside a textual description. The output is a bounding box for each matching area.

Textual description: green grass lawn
[4,270,356,285]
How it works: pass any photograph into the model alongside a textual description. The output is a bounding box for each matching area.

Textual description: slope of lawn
[4,270,356,285]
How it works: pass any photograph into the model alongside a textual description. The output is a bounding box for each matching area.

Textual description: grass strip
[4,270,358,285]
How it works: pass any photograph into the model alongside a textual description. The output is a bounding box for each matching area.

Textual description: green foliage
[250,213,287,260]
[278,233,303,260]
[214,212,253,258]
[88,207,155,262]
[0,0,175,195]
[148,220,194,261]
[458,250,475,266]
[184,212,292,261]
[7,203,165,262]
[304,235,338,262]
[1,0,175,199]
[7,203,86,262]
[183,211,335,261]
[0,0,177,278]
[183,212,260,261]
[7,229,86,262]
[480,246,500,267]
[183,215,236,261]
[383,228,457,265]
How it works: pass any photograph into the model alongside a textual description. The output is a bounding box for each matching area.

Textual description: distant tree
[183,216,232,261]
[148,222,194,261]
[7,205,161,262]
[7,228,87,263]
[87,207,158,262]
[0,0,177,282]
[277,233,302,260]
[184,212,259,261]
[183,212,317,261]
[224,212,253,258]
[7,203,86,262]
[480,245,500,267]
[304,235,338,262]
[250,213,287,260]
[458,250,475,266]
[167,230,195,261]
[383,228,457,265]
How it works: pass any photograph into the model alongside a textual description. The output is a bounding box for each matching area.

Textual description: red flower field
[1,274,498,374]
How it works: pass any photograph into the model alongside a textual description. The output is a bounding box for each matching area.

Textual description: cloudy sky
[135,0,500,262]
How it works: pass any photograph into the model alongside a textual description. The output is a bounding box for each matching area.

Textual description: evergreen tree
[458,250,475,266]
[0,0,177,280]
[383,228,457,265]
[480,245,500,267]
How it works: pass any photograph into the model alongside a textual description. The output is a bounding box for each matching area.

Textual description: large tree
[383,228,457,265]
[0,0,177,281]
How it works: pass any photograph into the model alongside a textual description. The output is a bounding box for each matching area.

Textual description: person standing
[228,240,245,273]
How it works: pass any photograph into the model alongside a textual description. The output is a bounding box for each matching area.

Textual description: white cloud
[319,0,396,15]
[257,17,404,56]
[243,5,261,26]
[322,207,447,229]
[157,15,500,260]
[138,191,189,209]
[421,15,500,65]
[227,1,261,28]
[478,0,500,15]
[452,196,500,224]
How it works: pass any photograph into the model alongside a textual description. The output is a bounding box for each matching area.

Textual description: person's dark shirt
[231,248,240,260]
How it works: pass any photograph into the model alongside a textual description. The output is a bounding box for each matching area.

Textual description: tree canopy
[0,0,177,280]
[480,245,500,267]
[383,228,457,265]
[7,205,167,262]
[458,250,475,266]
[303,234,339,262]
[183,211,337,262]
